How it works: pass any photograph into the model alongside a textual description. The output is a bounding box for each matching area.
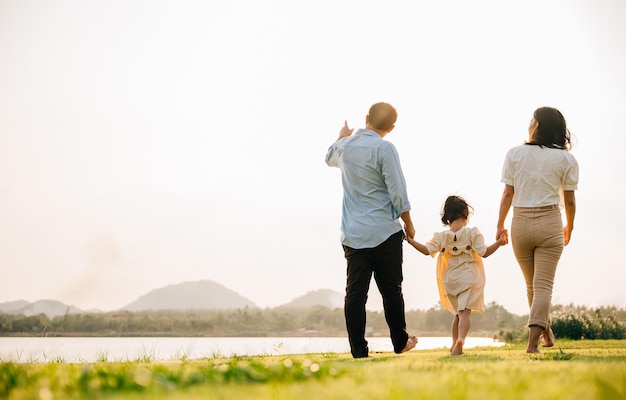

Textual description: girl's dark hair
[441,195,473,226]
[527,106,572,150]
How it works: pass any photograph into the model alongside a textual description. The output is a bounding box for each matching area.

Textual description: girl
[407,195,507,355]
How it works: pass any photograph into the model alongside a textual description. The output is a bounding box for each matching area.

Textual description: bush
[495,304,626,343]
[550,305,625,340]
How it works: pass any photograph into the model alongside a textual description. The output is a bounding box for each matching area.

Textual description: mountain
[0,299,88,318]
[279,288,384,310]
[0,300,30,313]
[0,281,384,317]
[121,280,258,311]
[280,289,344,308]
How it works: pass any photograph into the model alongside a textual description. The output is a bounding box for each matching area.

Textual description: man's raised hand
[337,120,354,141]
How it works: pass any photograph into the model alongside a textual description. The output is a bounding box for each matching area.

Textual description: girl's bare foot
[540,327,555,347]
[450,339,464,356]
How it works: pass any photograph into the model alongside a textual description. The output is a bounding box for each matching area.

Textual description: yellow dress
[425,226,487,314]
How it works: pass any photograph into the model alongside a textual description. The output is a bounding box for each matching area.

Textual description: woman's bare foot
[527,325,543,354]
[540,327,555,347]
[401,335,418,353]
[450,339,464,356]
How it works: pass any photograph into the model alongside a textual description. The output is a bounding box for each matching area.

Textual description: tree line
[0,302,623,342]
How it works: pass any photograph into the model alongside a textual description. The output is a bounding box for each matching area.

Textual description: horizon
[3,279,623,316]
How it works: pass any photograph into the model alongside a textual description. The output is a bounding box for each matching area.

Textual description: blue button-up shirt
[325,129,411,249]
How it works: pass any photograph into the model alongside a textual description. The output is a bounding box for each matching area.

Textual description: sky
[1,0,625,316]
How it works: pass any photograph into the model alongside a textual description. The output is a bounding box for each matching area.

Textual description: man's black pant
[342,230,409,358]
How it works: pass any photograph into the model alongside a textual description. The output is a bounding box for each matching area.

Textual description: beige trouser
[512,206,564,329]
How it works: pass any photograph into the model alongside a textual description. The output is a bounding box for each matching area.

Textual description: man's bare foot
[450,339,464,356]
[540,327,555,347]
[401,335,418,353]
[526,346,541,354]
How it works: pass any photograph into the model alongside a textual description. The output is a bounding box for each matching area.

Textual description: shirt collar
[355,128,381,138]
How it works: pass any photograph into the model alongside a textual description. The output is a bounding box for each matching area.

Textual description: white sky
[1,0,625,315]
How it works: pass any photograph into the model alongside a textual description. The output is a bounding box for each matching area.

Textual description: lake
[0,336,504,363]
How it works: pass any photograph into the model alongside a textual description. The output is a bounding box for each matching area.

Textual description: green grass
[1,340,625,399]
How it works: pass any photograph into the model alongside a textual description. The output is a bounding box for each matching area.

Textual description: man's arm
[380,143,413,236]
[326,121,354,167]
[401,211,415,240]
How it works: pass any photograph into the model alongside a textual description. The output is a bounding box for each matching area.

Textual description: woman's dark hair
[441,195,473,226]
[527,106,572,150]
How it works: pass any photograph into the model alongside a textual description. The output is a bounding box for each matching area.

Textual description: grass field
[1,340,625,399]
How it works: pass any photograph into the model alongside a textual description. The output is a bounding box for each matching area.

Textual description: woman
[497,107,579,353]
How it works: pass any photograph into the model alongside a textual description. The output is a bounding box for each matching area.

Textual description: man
[325,102,417,358]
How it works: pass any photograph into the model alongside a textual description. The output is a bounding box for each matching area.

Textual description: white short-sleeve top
[501,144,579,207]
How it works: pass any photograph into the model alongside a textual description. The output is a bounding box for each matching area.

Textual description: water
[0,336,504,363]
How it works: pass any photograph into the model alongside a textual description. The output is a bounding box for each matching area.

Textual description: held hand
[496,228,509,245]
[337,120,354,140]
[404,224,415,241]
[498,229,509,246]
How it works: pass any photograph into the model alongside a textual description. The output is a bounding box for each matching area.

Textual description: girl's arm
[406,237,429,255]
[482,230,508,258]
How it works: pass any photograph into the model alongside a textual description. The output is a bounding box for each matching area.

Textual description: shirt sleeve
[425,232,441,256]
[325,143,339,167]
[380,143,411,218]
[562,153,579,191]
[501,149,514,186]
[470,227,487,257]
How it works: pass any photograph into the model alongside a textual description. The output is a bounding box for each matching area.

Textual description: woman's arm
[563,190,576,245]
[496,184,514,243]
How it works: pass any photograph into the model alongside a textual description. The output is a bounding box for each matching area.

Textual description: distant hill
[0,299,88,318]
[121,280,258,311]
[279,288,384,310]
[0,300,30,313]
[0,281,386,318]
[281,289,344,308]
